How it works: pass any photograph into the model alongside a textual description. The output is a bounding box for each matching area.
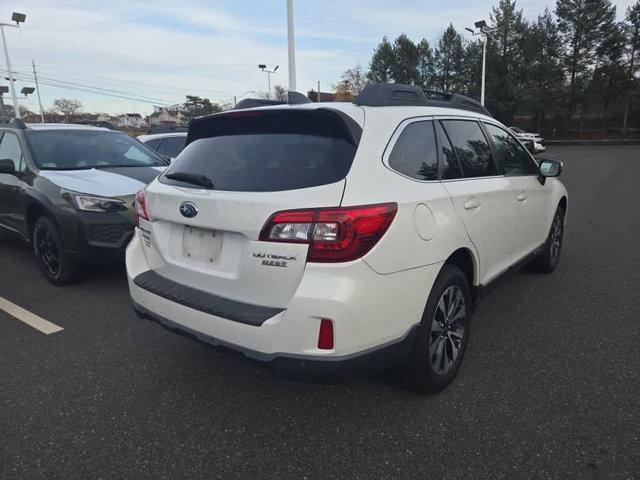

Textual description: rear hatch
[140,107,362,308]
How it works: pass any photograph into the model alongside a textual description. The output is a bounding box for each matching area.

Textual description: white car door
[437,119,520,284]
[483,122,551,258]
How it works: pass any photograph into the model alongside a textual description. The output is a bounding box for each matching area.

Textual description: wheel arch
[26,197,59,241]
[443,247,478,289]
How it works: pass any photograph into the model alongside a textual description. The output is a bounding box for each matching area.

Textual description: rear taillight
[259,203,398,262]
[134,190,149,225]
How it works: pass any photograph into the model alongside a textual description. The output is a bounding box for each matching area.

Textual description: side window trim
[381,116,440,183]
[437,117,504,181]
[478,121,505,175]
[482,121,539,176]
[434,119,464,181]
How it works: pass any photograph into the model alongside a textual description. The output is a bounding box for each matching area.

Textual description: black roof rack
[233,91,311,110]
[353,83,492,117]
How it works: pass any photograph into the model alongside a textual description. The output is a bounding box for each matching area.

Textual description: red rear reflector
[134,190,149,225]
[259,203,397,263]
[317,319,334,350]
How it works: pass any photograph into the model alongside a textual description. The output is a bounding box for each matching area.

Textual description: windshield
[25,130,167,170]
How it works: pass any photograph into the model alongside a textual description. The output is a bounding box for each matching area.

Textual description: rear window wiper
[164,171,214,189]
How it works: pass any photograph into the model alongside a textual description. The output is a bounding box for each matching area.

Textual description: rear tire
[32,216,84,285]
[529,206,565,273]
[401,264,472,393]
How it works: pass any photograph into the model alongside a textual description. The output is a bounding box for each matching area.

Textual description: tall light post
[465,20,496,106]
[287,0,297,93]
[0,12,26,119]
[258,64,279,99]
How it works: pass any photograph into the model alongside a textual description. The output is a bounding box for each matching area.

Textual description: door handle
[517,192,527,202]
[463,199,481,210]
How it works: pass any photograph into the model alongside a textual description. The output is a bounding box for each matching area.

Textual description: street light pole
[0,24,20,118]
[258,64,279,99]
[481,36,487,106]
[466,20,496,106]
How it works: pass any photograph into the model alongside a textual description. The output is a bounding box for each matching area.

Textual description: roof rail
[233,91,311,110]
[353,83,492,117]
[0,118,27,129]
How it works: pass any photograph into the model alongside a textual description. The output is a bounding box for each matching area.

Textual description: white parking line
[0,297,64,335]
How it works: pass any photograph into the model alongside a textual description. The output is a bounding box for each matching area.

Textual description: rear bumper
[131,299,417,381]
[127,229,442,380]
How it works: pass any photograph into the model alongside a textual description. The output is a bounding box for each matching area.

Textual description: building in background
[117,113,145,129]
[147,105,186,127]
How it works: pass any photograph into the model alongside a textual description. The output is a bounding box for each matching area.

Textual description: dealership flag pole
[287,0,297,93]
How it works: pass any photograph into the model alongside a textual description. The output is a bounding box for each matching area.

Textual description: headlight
[73,194,127,212]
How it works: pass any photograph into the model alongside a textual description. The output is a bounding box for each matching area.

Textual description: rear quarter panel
[341,109,479,279]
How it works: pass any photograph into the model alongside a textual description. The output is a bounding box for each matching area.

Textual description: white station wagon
[127,83,567,392]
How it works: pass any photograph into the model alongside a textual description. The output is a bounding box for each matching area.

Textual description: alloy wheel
[429,285,466,375]
[36,226,60,278]
[550,214,563,263]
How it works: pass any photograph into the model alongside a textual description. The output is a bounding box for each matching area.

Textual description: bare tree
[272,85,288,102]
[53,98,83,120]
[335,65,370,97]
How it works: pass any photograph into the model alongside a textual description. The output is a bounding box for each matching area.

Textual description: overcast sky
[1,0,635,115]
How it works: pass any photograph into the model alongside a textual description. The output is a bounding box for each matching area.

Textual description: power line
[0,68,179,104]
[0,69,176,106]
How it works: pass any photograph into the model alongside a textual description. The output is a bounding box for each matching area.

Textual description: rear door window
[388,121,438,181]
[162,109,361,192]
[441,120,497,178]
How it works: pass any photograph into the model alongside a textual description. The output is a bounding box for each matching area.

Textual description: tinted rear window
[161,109,360,192]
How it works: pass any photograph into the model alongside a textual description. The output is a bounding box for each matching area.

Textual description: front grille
[87,224,131,245]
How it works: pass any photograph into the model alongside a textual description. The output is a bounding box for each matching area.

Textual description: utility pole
[32,59,45,122]
[287,0,297,93]
[317,81,320,102]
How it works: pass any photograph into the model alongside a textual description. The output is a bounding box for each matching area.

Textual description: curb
[545,139,640,146]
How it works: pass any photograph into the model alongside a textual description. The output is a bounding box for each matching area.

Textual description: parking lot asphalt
[1,145,639,480]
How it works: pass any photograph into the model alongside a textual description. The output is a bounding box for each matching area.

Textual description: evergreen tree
[390,34,421,84]
[368,37,394,83]
[417,39,436,88]
[622,1,640,134]
[521,9,566,131]
[461,40,483,100]
[434,24,465,92]
[556,0,618,115]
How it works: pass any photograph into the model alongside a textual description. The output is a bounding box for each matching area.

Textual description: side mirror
[537,159,562,185]
[0,159,16,175]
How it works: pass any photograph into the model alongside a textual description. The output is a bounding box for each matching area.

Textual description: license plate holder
[182,226,222,265]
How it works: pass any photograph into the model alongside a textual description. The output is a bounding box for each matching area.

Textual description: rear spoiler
[233,91,311,110]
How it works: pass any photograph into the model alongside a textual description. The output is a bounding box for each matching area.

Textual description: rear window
[161,109,361,192]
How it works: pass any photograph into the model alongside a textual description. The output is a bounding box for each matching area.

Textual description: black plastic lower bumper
[131,300,418,383]
[67,211,135,263]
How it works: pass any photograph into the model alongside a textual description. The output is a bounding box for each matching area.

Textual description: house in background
[147,105,185,127]
[117,113,145,128]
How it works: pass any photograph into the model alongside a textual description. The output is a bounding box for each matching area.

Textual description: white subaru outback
[127,84,567,392]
